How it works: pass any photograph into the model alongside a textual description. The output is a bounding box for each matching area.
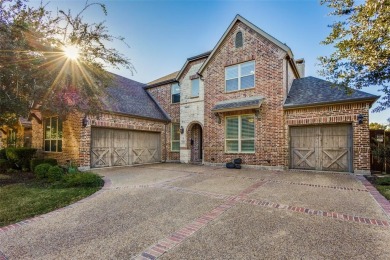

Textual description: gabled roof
[146,71,179,88]
[102,74,170,121]
[176,51,212,80]
[198,14,297,75]
[284,76,379,109]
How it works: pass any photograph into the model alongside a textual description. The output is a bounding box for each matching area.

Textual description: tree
[319,0,390,113]
[0,0,134,125]
[369,122,389,130]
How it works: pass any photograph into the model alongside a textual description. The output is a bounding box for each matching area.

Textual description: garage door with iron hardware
[91,128,161,168]
[290,125,352,172]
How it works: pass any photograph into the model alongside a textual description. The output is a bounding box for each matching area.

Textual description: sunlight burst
[63,45,80,60]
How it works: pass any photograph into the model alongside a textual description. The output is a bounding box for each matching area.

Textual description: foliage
[371,143,390,165]
[0,182,100,227]
[0,159,13,173]
[5,147,37,169]
[34,163,52,179]
[369,122,389,130]
[0,149,6,160]
[47,166,64,182]
[0,0,134,125]
[375,177,390,186]
[30,158,57,173]
[319,0,390,113]
[62,172,104,188]
[376,185,390,200]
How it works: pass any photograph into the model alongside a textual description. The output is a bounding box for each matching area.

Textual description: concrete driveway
[1,163,390,259]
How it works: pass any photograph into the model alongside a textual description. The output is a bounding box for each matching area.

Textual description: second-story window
[191,78,199,97]
[225,61,255,92]
[235,31,243,48]
[171,83,180,103]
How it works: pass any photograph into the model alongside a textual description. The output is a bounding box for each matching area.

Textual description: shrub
[30,158,58,173]
[376,177,390,186]
[6,148,37,170]
[35,163,52,179]
[0,159,13,173]
[47,166,64,182]
[0,149,6,159]
[62,172,104,188]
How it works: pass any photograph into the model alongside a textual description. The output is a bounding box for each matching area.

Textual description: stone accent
[285,102,371,172]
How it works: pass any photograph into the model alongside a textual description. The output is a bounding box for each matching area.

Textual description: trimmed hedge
[30,158,57,173]
[47,166,64,182]
[62,172,104,188]
[6,148,37,170]
[0,159,13,173]
[35,163,52,179]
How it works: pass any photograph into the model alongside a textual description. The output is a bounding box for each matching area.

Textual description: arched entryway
[187,123,203,163]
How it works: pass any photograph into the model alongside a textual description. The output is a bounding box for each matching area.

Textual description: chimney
[295,58,305,78]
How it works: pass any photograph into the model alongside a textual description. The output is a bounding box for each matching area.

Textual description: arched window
[235,31,243,48]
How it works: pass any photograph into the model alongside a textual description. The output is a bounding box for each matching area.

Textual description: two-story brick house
[30,15,378,174]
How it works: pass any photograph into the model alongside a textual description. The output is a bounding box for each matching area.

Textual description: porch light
[357,114,364,124]
[82,115,89,127]
[180,126,184,134]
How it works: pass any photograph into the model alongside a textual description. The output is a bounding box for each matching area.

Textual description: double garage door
[91,128,161,168]
[290,124,352,172]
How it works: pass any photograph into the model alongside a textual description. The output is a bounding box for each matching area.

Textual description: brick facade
[147,84,180,161]
[202,21,291,169]
[285,102,371,173]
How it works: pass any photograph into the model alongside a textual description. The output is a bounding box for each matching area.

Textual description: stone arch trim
[185,121,204,150]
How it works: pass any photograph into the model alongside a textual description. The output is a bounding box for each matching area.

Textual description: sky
[30,0,389,124]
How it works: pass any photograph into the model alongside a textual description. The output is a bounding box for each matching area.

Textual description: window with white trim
[7,129,16,147]
[171,83,180,103]
[225,115,255,153]
[191,78,199,97]
[44,116,63,152]
[171,123,180,152]
[225,61,255,92]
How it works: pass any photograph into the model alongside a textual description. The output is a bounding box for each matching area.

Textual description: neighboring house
[0,117,32,148]
[30,14,378,174]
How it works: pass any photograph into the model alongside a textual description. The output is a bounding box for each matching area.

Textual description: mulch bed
[0,172,35,186]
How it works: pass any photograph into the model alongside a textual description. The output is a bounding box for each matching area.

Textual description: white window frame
[171,123,180,152]
[44,116,63,152]
[225,114,255,153]
[225,61,255,92]
[191,78,200,98]
[171,83,180,104]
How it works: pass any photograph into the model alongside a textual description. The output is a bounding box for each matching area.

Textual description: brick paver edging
[268,180,368,192]
[0,177,112,234]
[356,175,390,219]
[133,181,267,259]
[240,198,389,228]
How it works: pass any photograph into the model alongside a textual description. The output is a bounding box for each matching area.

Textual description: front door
[190,124,202,163]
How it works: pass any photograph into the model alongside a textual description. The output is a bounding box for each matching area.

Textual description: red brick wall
[202,21,287,167]
[147,84,180,161]
[31,111,83,166]
[285,102,371,172]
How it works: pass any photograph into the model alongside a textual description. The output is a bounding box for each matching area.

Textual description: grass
[376,185,390,200]
[0,177,102,227]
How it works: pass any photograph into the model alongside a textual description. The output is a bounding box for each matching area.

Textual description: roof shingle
[284,76,379,108]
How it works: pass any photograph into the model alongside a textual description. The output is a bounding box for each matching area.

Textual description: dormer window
[235,31,243,48]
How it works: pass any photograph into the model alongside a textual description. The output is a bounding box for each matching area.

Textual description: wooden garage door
[290,125,352,172]
[91,128,161,168]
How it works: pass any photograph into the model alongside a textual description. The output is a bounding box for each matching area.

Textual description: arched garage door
[91,128,161,168]
[290,124,353,172]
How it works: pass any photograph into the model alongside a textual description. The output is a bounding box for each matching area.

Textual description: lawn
[376,185,390,200]
[0,174,102,227]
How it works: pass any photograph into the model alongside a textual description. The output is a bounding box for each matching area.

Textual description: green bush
[0,149,6,159]
[34,163,52,179]
[47,166,64,182]
[0,159,13,173]
[376,177,390,186]
[62,172,104,188]
[6,148,37,170]
[30,158,58,173]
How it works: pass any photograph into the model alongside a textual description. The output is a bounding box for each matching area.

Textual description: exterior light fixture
[180,126,184,134]
[215,113,221,124]
[357,114,364,124]
[82,115,89,127]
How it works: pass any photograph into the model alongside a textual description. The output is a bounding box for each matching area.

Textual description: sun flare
[63,45,80,60]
